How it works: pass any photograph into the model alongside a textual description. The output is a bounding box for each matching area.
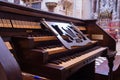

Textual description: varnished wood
[0,1,117,80]
[0,37,22,80]
[33,36,57,42]
[4,42,13,50]
[0,1,84,25]
[84,20,116,51]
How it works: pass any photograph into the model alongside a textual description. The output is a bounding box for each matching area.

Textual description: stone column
[111,0,117,20]
[117,0,120,19]
[97,0,101,14]
[82,0,92,19]
[73,0,82,18]
[91,0,99,19]
[92,0,97,13]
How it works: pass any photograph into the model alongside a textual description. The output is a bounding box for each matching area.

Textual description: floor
[95,39,120,80]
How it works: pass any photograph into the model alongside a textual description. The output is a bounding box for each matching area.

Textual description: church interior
[0,0,120,80]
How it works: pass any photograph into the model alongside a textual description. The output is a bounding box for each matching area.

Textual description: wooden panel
[77,26,86,31]
[0,19,12,28]
[85,20,116,51]
[4,42,13,50]
[11,20,41,29]
[92,34,104,40]
[0,1,84,24]
[0,37,22,80]
[22,72,49,80]
[33,36,57,42]
[0,19,3,27]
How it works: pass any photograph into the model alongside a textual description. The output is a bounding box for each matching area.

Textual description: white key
[58,47,107,68]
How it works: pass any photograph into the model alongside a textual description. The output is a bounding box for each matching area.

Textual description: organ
[0,1,117,80]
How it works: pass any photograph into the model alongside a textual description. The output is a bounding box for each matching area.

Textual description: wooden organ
[0,1,117,80]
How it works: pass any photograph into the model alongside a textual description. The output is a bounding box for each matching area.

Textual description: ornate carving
[45,2,57,12]
[99,0,115,19]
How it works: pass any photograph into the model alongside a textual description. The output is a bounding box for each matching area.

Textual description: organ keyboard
[0,1,116,80]
[50,47,107,68]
